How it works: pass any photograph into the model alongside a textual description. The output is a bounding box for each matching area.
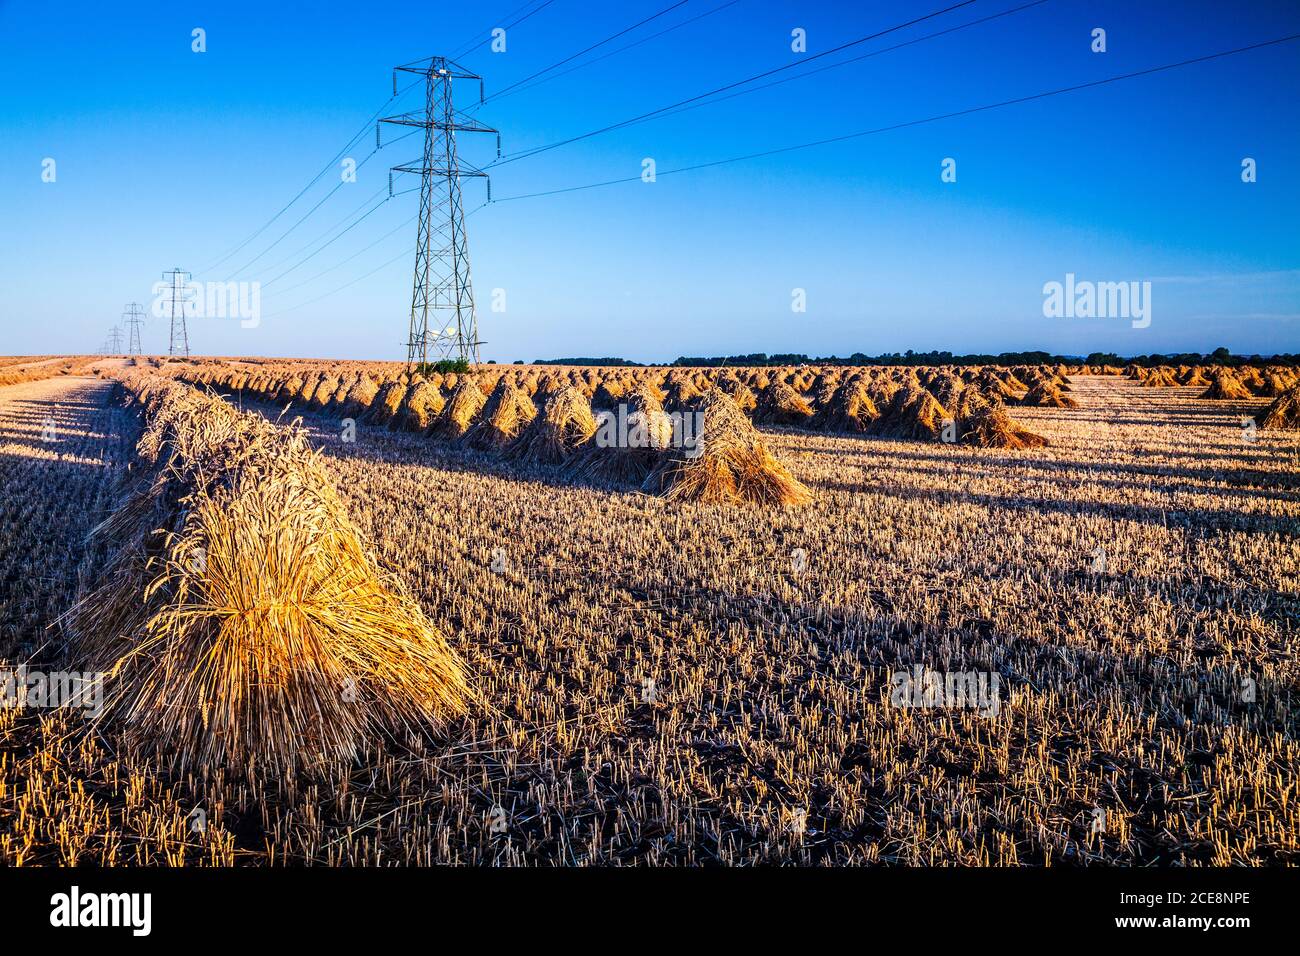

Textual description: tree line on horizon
[523,347,1299,368]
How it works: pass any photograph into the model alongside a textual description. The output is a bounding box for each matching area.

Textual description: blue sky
[1,0,1298,362]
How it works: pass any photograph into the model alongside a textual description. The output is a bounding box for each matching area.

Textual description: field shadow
[811,477,1299,535]
[847,459,1300,510]
[806,442,1300,493]
[227,393,1300,527]
[230,395,659,498]
[0,382,135,659]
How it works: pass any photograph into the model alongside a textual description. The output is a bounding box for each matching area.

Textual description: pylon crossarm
[394,58,481,80]
[379,110,496,134]
[391,161,490,178]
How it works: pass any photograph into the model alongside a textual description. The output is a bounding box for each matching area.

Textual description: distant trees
[524,348,1299,368]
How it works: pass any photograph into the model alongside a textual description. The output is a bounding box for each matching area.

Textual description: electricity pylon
[106,325,123,354]
[122,302,146,355]
[379,57,498,367]
[162,268,192,357]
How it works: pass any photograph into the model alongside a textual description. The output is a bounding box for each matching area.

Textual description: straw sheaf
[430,378,487,438]
[1141,369,1179,388]
[339,373,380,417]
[813,382,879,433]
[1257,371,1297,397]
[755,382,815,427]
[1178,367,1212,387]
[959,404,1049,449]
[642,388,812,507]
[1202,371,1253,401]
[392,380,445,432]
[365,380,407,424]
[66,376,470,781]
[1021,382,1079,409]
[460,382,537,450]
[565,383,673,483]
[870,385,950,440]
[1256,385,1300,430]
[507,386,597,464]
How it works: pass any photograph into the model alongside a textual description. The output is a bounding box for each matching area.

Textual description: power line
[194,83,419,275]
[217,0,1040,308]
[451,0,562,60]
[492,0,980,167]
[488,0,692,100]
[196,2,551,276]
[260,250,410,321]
[478,0,744,106]
[261,212,418,300]
[259,204,488,320]
[491,32,1300,202]
[262,194,394,288]
[647,0,1054,127]
[232,17,1300,328]
[248,180,421,297]
[218,147,395,281]
[216,0,958,291]
[175,9,1300,348]
[204,3,536,295]
[237,3,720,320]
[257,182,391,278]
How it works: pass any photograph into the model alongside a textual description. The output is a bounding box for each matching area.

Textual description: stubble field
[1,366,1296,865]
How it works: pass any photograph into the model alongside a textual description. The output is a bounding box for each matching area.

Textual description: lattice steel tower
[122,302,146,355]
[162,268,191,358]
[380,57,498,367]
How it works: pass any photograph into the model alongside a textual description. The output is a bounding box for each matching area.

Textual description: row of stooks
[140,356,1300,430]
[0,356,97,388]
[66,374,471,781]
[166,365,821,506]
[159,360,1300,486]
[163,364,1089,509]
[171,362,1077,447]
[1127,363,1300,420]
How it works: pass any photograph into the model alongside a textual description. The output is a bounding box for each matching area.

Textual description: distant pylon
[379,57,498,367]
[162,268,192,357]
[106,325,123,354]
[122,302,146,355]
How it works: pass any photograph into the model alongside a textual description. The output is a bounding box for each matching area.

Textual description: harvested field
[1,367,1297,867]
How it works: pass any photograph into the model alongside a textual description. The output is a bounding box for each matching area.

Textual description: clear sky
[2,0,1298,362]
